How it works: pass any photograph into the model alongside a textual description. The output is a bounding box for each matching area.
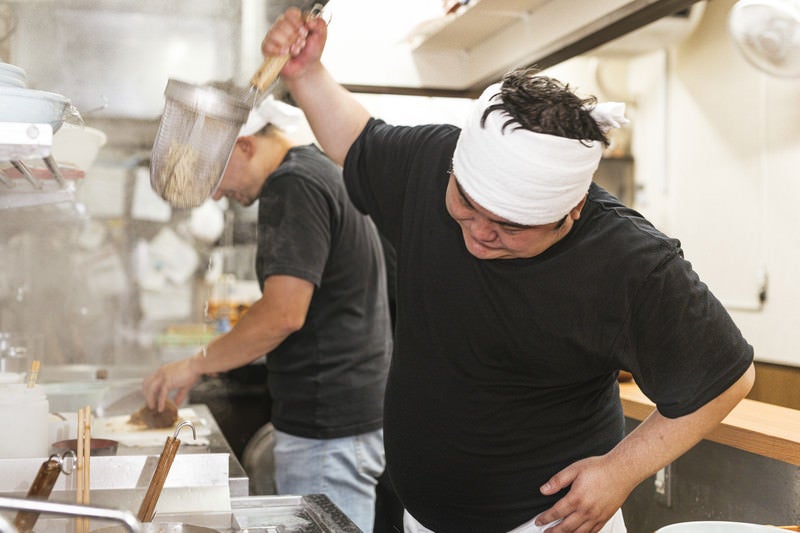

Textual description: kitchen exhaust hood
[3,0,705,115]
[329,0,705,98]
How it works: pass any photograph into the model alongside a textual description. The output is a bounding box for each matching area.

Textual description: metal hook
[307,3,332,25]
[173,420,196,440]
[49,450,76,475]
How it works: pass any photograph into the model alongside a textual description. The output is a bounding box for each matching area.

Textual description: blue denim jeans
[274,428,385,532]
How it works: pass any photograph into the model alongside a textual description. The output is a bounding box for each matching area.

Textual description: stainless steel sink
[0,495,360,533]
[229,494,361,532]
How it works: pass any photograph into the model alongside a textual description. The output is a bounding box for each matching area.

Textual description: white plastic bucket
[0,383,50,458]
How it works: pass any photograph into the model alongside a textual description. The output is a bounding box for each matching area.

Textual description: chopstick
[75,405,91,533]
[26,359,40,388]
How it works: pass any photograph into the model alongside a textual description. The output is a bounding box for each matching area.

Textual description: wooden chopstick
[75,406,91,533]
[75,407,83,533]
[26,360,40,388]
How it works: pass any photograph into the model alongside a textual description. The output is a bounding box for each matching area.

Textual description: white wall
[331,0,800,366]
[460,0,800,366]
[558,0,800,366]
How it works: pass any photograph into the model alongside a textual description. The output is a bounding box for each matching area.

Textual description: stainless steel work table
[108,403,250,498]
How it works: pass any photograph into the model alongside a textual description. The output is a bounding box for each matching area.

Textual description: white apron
[403,508,627,533]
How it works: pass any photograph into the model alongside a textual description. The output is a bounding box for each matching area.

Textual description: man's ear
[236,136,255,157]
[570,194,588,220]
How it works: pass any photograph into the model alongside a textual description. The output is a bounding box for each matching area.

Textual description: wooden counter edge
[619,381,800,466]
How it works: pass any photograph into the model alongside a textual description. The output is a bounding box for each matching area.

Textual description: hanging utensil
[150,3,326,209]
[13,452,75,533]
[136,420,196,522]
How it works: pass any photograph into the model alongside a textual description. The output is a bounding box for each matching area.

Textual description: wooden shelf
[620,381,800,466]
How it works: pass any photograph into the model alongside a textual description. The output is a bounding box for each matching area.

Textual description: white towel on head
[452,83,628,226]
[240,95,304,136]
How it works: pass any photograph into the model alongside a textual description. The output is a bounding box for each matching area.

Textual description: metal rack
[0,122,82,210]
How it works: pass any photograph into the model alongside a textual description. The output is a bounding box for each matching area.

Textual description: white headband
[240,95,304,136]
[452,83,628,226]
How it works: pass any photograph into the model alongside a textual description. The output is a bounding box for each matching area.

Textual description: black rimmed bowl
[51,437,119,456]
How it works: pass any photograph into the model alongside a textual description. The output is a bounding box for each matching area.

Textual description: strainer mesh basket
[150,80,250,209]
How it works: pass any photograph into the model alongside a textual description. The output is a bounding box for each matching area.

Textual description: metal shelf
[0,122,84,210]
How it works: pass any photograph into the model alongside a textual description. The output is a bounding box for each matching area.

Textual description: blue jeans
[273,428,385,532]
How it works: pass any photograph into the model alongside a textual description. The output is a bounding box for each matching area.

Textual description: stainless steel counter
[39,364,250,497]
[14,365,362,531]
[108,404,249,498]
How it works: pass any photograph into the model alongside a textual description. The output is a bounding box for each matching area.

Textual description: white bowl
[52,123,108,171]
[656,522,784,532]
[0,62,26,83]
[0,73,26,88]
[0,86,70,132]
[42,381,110,412]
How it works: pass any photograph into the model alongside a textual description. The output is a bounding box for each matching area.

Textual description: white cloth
[240,95,304,136]
[451,83,628,226]
[403,508,626,533]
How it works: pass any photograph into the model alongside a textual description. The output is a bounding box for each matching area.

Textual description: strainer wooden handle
[249,3,325,92]
[13,457,62,533]
[250,55,291,92]
[137,435,181,522]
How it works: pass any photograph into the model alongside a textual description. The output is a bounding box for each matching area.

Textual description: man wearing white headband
[144,96,393,533]
[261,8,755,533]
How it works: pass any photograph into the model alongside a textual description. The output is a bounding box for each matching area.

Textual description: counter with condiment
[620,380,800,531]
[619,380,800,465]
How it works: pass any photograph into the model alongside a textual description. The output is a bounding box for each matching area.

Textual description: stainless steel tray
[229,494,361,532]
[0,494,360,533]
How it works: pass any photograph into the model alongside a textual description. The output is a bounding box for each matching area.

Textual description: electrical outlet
[654,463,673,507]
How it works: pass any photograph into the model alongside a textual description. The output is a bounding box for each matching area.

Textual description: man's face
[212,141,259,206]
[444,173,579,260]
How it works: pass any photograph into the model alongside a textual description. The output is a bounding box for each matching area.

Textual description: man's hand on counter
[142,354,204,413]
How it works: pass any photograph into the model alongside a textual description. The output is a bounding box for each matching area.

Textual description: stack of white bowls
[0,62,27,88]
[0,61,70,133]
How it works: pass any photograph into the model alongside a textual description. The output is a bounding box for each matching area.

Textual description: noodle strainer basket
[150,3,326,209]
[150,80,251,209]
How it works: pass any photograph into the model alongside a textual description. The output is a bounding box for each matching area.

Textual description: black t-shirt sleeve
[256,174,331,287]
[617,252,754,418]
[343,118,460,247]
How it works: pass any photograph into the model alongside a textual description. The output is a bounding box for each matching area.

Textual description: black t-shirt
[257,144,392,439]
[343,119,754,532]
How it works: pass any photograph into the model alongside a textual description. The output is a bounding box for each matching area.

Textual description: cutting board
[92,408,211,447]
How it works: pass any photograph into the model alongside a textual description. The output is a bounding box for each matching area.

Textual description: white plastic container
[0,372,23,384]
[52,123,108,171]
[0,383,50,458]
[656,522,784,532]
